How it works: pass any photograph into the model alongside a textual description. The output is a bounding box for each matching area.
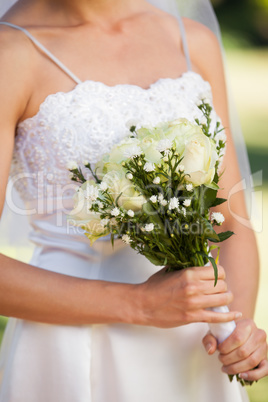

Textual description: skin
[0,0,267,382]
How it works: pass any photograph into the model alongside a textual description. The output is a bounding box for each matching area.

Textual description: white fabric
[0,70,249,401]
[0,0,18,17]
[0,1,251,401]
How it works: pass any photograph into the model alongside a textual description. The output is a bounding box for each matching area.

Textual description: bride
[0,0,267,401]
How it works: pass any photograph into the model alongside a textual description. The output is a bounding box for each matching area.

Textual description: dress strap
[176,15,192,71]
[0,22,82,85]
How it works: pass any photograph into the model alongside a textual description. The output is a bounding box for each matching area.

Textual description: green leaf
[195,251,218,286]
[207,256,218,286]
[217,231,235,242]
[211,198,227,207]
[201,187,217,210]
[142,252,165,266]
[111,233,115,248]
[205,182,220,190]
[199,217,220,241]
[209,231,234,243]
[115,192,123,207]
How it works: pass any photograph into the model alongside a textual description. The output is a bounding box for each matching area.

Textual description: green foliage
[212,0,268,47]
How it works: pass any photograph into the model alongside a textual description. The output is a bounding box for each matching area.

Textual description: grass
[0,48,267,401]
[0,316,8,345]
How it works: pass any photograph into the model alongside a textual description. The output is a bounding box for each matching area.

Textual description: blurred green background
[0,1,267,400]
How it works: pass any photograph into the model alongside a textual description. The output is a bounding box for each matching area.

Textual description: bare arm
[186,18,259,318]
[186,19,268,380]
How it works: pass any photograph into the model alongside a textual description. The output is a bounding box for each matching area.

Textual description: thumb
[202,331,218,355]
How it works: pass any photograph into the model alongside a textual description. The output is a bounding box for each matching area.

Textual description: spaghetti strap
[0,22,82,85]
[0,19,192,82]
[176,15,192,71]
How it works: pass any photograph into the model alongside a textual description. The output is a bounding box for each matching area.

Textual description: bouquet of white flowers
[68,101,250,385]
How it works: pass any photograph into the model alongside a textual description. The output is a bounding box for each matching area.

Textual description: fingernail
[205,343,212,353]
[235,312,243,319]
[239,373,248,380]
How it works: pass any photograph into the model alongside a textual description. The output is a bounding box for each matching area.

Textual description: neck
[39,0,148,26]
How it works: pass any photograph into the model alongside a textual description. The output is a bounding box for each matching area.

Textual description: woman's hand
[203,319,268,381]
[136,265,242,328]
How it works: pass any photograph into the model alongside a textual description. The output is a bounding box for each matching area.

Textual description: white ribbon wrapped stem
[209,306,236,344]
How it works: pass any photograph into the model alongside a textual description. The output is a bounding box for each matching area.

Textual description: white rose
[68,193,109,246]
[104,171,146,212]
[123,145,143,159]
[153,177,161,184]
[108,137,140,164]
[182,135,217,187]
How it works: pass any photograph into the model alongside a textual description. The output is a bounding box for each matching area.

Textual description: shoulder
[183,18,223,79]
[0,23,35,122]
[183,17,219,45]
[144,11,222,67]
[0,23,33,59]
[140,7,182,45]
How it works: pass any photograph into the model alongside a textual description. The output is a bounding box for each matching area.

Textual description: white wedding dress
[0,21,249,402]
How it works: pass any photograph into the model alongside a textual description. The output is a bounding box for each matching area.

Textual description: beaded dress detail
[12,73,218,201]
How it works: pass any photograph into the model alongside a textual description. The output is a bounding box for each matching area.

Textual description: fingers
[203,332,218,355]
[180,265,226,281]
[217,319,268,380]
[189,309,242,324]
[181,279,228,296]
[239,359,268,382]
[144,265,235,327]
[221,342,267,376]
[219,326,257,366]
[218,320,255,355]
[203,279,227,295]
[189,291,234,310]
[203,325,268,383]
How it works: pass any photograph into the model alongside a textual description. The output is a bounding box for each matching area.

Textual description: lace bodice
[12,71,223,201]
